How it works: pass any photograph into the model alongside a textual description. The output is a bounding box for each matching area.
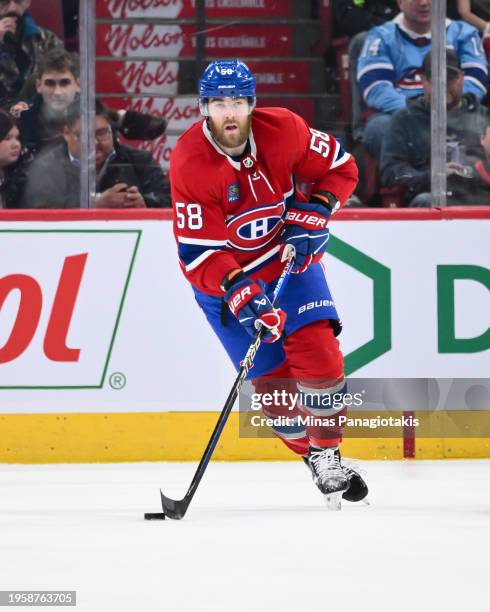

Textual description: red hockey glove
[224,276,286,343]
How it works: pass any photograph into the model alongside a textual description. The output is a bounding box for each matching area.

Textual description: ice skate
[303,452,368,504]
[342,461,369,503]
[307,446,349,510]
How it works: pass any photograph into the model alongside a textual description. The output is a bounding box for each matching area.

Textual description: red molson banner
[97,0,291,19]
[97,60,180,95]
[101,96,200,132]
[96,60,311,95]
[96,24,293,57]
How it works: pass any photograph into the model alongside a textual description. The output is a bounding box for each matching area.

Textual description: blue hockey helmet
[198,59,256,116]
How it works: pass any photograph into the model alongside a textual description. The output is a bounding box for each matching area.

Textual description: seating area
[0,0,488,209]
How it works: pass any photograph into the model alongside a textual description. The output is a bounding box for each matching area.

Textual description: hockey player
[170,59,368,507]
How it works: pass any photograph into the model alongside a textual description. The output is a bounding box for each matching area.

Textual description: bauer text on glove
[280,201,331,273]
[224,276,286,343]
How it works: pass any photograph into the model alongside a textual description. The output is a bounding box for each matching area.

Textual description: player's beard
[208,115,251,152]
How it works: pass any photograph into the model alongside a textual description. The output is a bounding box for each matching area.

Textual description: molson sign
[96,60,312,95]
[101,96,200,131]
[97,0,291,19]
[96,60,180,95]
[96,24,293,58]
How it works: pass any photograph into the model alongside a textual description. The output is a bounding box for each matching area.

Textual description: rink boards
[0,209,489,462]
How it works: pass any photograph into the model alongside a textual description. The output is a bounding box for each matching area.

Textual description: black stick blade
[160,490,188,520]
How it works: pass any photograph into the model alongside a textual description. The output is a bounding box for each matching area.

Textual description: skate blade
[323,491,343,511]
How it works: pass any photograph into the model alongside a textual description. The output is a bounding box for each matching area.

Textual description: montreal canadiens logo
[227,202,285,251]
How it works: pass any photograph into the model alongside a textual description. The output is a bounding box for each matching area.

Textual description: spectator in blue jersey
[356,0,488,162]
[342,1,401,142]
[380,49,488,206]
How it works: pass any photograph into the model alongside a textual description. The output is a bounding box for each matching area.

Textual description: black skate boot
[306,446,349,510]
[302,451,368,504]
[342,463,369,503]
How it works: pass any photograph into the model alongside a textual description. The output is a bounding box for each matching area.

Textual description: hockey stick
[155,253,295,520]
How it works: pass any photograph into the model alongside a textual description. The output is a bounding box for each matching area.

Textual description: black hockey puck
[144,512,166,520]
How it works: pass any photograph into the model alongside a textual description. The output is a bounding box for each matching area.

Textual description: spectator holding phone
[21,101,169,208]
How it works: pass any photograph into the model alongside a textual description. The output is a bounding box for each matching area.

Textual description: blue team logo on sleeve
[228,182,240,203]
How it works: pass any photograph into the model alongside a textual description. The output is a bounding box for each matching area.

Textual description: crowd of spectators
[333,0,489,206]
[380,49,489,205]
[0,0,488,209]
[21,101,168,209]
[0,0,169,210]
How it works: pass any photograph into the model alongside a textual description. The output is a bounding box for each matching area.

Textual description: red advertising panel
[248,60,310,94]
[96,24,293,58]
[96,60,180,95]
[101,96,200,132]
[97,60,311,95]
[97,0,291,19]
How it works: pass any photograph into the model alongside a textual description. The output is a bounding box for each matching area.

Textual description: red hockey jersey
[170,107,358,296]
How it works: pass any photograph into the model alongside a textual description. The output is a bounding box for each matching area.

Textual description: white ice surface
[0,460,489,612]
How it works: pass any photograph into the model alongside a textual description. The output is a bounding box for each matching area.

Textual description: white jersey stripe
[464,75,488,94]
[184,249,217,272]
[357,62,394,79]
[178,236,227,246]
[330,151,351,170]
[363,80,393,99]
